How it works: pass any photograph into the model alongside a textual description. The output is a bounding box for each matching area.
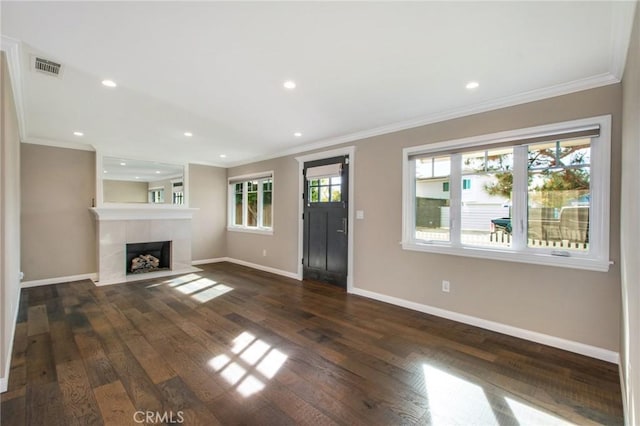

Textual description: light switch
[356,210,364,219]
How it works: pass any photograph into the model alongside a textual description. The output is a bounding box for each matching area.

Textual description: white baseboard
[21,273,98,288]
[1,287,21,393]
[350,287,619,364]
[225,258,300,280]
[197,257,300,281]
[192,258,227,265]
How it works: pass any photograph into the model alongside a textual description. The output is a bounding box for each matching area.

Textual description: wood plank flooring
[1,262,623,425]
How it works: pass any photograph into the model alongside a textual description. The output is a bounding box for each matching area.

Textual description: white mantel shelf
[90,206,198,221]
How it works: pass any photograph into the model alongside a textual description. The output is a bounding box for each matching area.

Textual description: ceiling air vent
[32,56,63,77]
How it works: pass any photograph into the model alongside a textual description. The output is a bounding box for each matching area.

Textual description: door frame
[296,146,355,291]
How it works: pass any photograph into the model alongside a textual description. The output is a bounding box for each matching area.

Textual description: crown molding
[1,36,27,140]
[23,136,96,152]
[229,72,620,168]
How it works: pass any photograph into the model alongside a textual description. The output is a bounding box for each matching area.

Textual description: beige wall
[21,144,96,281]
[620,2,640,424]
[189,164,227,261]
[103,179,147,203]
[227,156,300,272]
[1,52,21,390]
[228,84,622,353]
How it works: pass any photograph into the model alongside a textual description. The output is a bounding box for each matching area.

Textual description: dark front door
[303,156,349,287]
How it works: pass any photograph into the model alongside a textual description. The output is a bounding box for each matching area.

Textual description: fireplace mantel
[90,206,198,221]
[90,206,199,285]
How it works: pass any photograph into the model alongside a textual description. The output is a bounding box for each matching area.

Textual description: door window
[308,177,342,203]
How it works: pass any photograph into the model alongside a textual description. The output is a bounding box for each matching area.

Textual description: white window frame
[227,171,274,235]
[170,178,184,205]
[402,115,611,272]
[148,186,165,204]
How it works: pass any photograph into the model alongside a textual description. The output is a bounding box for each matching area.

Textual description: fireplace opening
[126,241,171,275]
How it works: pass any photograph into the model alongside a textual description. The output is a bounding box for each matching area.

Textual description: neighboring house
[416,175,510,231]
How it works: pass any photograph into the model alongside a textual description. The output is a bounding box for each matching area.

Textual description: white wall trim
[222,257,300,280]
[295,146,356,291]
[90,207,198,221]
[350,286,619,364]
[1,288,22,393]
[22,137,96,152]
[21,273,98,288]
[192,258,227,265]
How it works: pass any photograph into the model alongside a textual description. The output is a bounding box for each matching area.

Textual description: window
[149,187,164,204]
[308,177,342,203]
[228,172,274,233]
[172,181,184,205]
[263,179,273,228]
[402,115,611,271]
[416,156,451,241]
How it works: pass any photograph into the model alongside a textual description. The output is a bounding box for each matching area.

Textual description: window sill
[227,226,273,236]
[401,241,611,272]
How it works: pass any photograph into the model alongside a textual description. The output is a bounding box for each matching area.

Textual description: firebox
[126,241,171,275]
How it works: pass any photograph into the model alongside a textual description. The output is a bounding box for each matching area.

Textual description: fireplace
[91,207,198,285]
[126,241,171,275]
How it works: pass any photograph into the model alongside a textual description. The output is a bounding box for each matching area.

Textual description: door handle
[337,217,348,235]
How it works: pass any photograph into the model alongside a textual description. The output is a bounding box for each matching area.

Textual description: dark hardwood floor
[1,262,623,425]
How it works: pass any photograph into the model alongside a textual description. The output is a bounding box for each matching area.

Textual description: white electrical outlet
[442,280,450,292]
[262,249,267,257]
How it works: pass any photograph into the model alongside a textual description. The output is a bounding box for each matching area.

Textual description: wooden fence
[415,229,589,251]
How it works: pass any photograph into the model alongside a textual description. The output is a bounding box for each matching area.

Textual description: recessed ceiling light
[184,132,193,137]
[120,162,126,166]
[219,154,227,158]
[103,170,108,174]
[102,79,117,88]
[283,80,296,90]
[73,131,84,137]
[155,171,161,174]
[294,132,302,137]
[135,176,140,179]
[466,81,480,90]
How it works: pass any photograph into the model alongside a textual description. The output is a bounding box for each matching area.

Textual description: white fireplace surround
[90,207,199,285]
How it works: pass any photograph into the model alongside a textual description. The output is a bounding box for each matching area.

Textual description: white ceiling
[0,1,636,167]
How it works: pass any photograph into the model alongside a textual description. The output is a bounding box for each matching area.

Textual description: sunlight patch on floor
[145,273,202,288]
[423,364,498,425]
[423,364,574,426]
[505,397,572,425]
[190,283,233,303]
[209,331,288,397]
[165,274,203,287]
[255,348,288,380]
[176,278,217,294]
[146,273,234,303]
